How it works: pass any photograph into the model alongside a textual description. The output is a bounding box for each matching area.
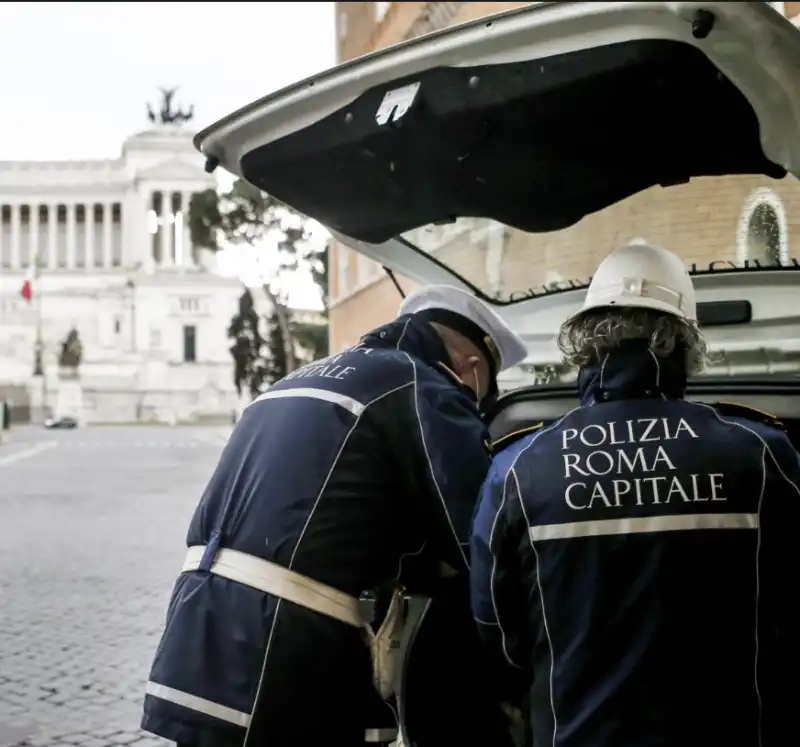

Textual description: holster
[363,585,407,701]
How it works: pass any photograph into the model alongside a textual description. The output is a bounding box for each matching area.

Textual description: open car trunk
[196,1,800,249]
[194,1,800,378]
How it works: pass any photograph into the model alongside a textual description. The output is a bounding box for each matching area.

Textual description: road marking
[53,440,214,450]
[0,441,57,467]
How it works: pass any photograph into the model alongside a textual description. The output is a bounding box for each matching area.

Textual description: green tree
[227,288,297,397]
[190,180,329,394]
[264,306,292,384]
[228,289,266,398]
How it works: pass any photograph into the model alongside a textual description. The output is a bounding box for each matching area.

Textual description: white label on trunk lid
[375,82,421,126]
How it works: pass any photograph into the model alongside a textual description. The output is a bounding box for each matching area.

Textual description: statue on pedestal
[58,327,83,375]
[146,87,195,126]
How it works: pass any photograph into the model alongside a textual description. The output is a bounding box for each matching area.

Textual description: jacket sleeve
[765,426,800,496]
[470,457,531,698]
[763,427,800,642]
[388,363,493,574]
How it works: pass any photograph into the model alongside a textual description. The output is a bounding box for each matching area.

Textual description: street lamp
[33,335,43,376]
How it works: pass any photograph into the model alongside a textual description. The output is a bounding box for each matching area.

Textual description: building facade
[329,2,800,361]
[0,123,243,424]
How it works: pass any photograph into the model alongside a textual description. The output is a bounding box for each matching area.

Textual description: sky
[0,1,337,309]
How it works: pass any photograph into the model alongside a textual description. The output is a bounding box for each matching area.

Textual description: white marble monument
[0,92,243,424]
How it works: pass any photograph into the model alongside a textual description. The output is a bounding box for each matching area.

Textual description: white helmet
[568,241,697,323]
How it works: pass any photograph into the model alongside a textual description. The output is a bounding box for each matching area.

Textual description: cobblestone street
[0,426,229,747]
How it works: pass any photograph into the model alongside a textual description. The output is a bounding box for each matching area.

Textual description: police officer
[141,285,527,747]
[470,242,800,747]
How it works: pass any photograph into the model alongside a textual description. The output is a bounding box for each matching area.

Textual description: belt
[182,545,363,628]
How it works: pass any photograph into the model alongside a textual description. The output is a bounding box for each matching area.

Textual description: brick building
[329,2,800,352]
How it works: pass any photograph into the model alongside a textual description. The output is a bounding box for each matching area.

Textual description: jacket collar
[360,315,475,398]
[578,340,688,405]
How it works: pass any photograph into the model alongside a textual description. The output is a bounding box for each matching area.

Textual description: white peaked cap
[398,285,528,372]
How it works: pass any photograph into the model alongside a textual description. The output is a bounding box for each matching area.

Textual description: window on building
[738,188,787,267]
[338,10,349,40]
[180,297,200,313]
[150,327,162,349]
[114,318,121,335]
[183,325,197,363]
[746,202,782,266]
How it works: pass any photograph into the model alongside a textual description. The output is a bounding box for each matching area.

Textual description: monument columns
[29,203,40,266]
[103,202,113,268]
[48,204,58,269]
[10,203,20,269]
[160,190,174,268]
[85,203,95,269]
[66,202,76,269]
[181,191,194,267]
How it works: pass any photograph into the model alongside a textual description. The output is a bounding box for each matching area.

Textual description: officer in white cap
[398,284,528,412]
[143,283,526,747]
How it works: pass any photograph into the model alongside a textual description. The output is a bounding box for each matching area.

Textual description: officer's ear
[460,355,482,390]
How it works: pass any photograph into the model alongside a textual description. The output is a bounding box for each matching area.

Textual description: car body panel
[196,2,800,184]
[194,1,800,246]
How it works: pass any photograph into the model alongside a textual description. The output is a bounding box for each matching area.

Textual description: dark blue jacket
[471,342,799,747]
[142,314,492,747]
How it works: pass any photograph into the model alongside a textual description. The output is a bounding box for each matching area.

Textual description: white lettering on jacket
[559,418,727,510]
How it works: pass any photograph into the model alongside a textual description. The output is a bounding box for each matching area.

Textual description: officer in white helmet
[143,284,526,747]
[470,242,800,747]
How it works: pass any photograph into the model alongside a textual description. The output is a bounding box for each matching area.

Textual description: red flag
[20,251,39,304]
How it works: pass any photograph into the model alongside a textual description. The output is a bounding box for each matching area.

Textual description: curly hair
[557,307,707,375]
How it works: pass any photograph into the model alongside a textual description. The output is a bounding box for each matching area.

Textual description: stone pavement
[0,426,229,747]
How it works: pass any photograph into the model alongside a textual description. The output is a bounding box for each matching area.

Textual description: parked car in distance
[44,416,78,430]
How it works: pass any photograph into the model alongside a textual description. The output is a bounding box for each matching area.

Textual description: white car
[194,1,800,743]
